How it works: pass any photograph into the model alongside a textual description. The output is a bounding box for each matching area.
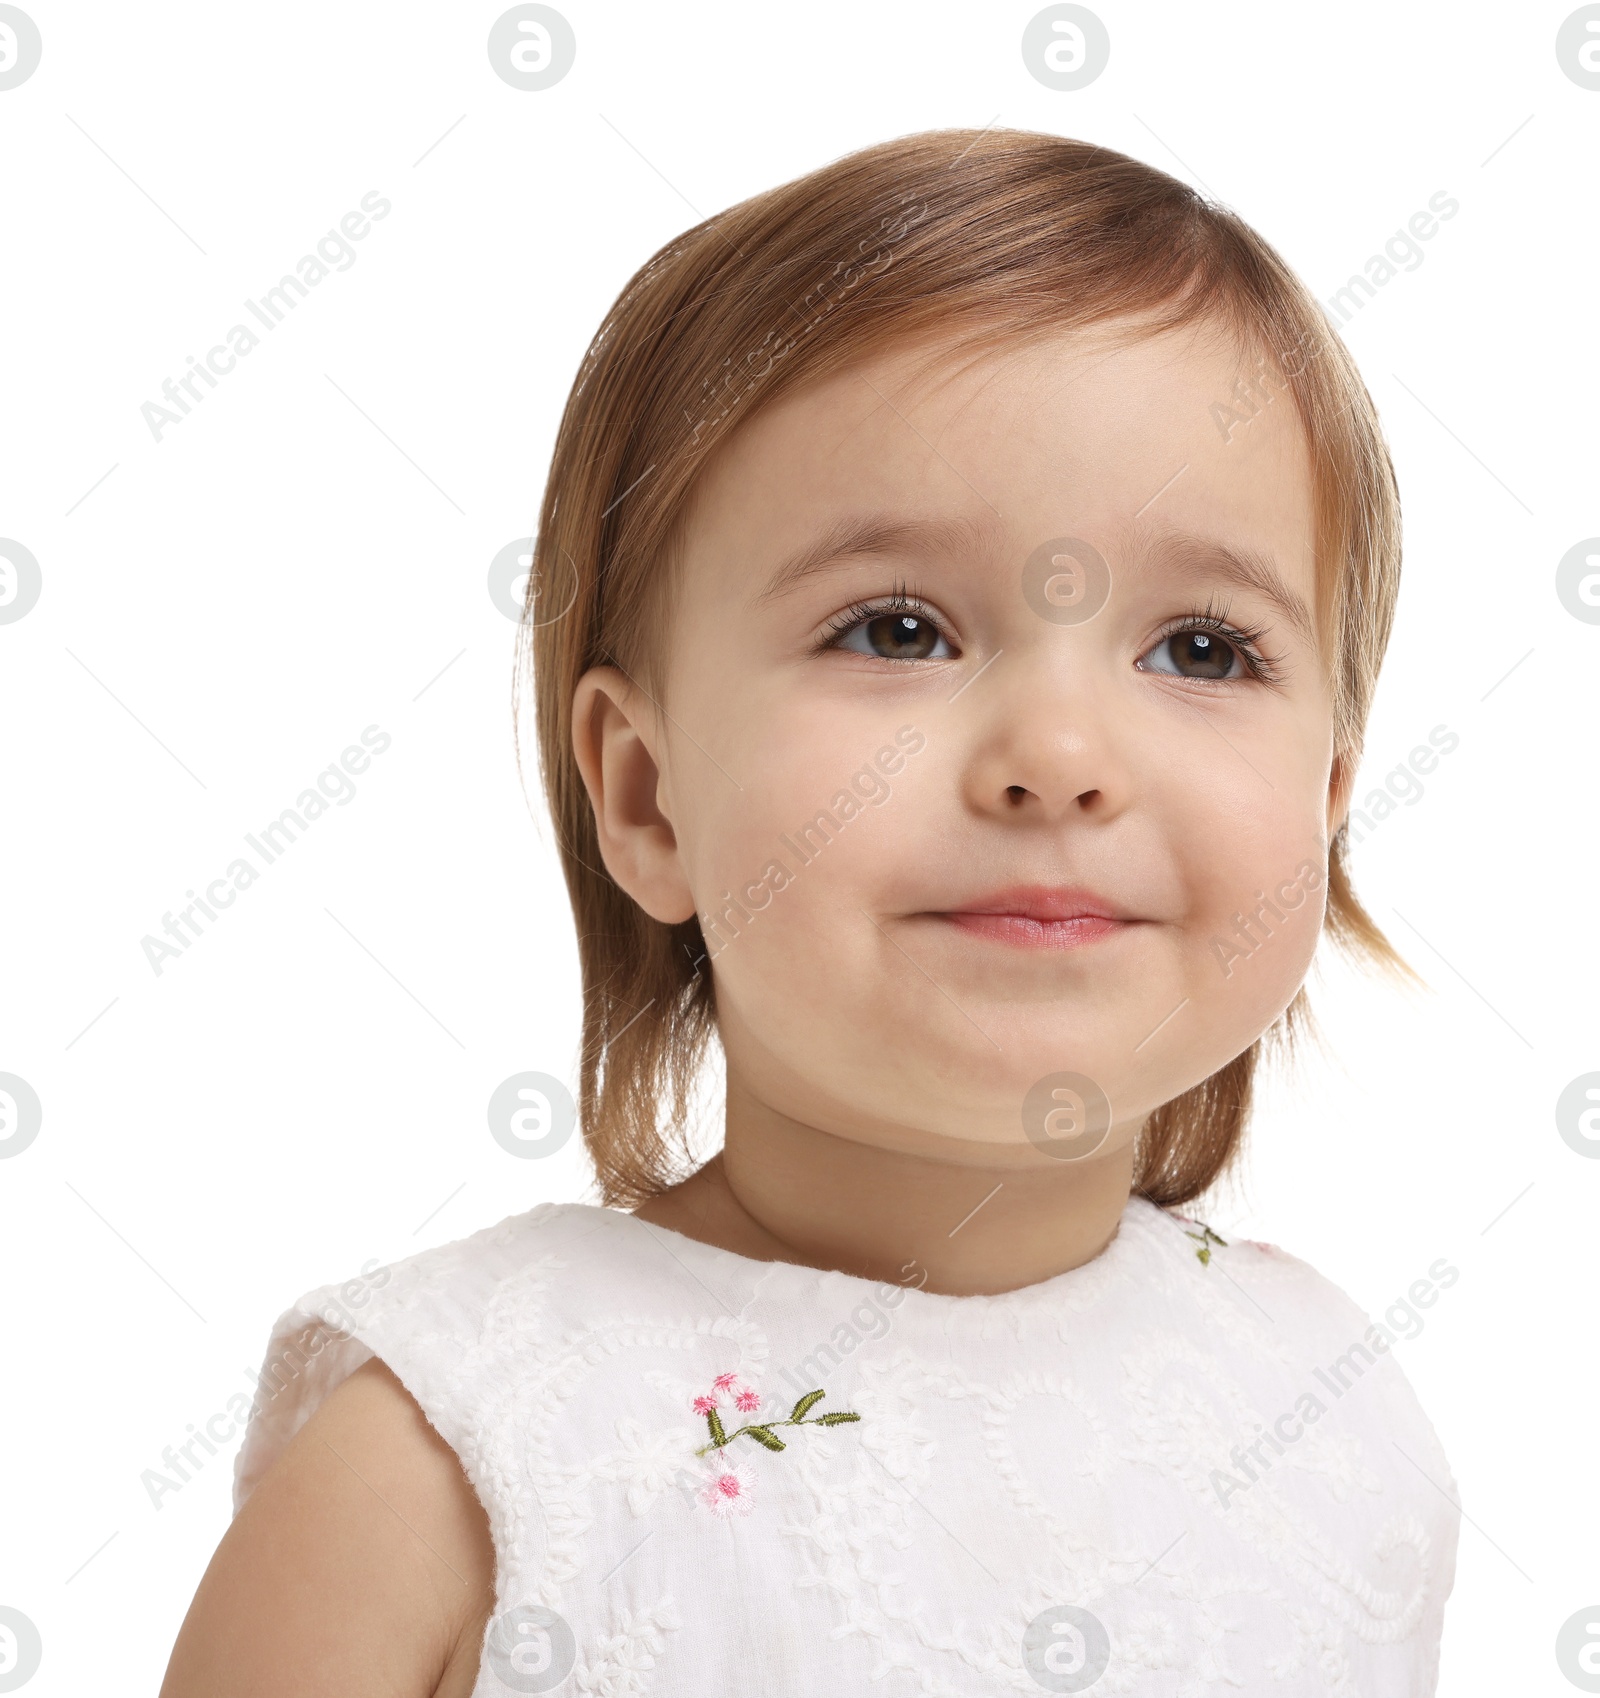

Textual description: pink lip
[929,885,1135,950]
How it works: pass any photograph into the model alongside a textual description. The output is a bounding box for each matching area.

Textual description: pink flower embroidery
[687,1373,862,1506]
[695,1373,766,1422]
[697,1458,757,1518]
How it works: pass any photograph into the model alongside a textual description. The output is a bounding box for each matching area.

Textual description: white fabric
[233,1192,1458,1694]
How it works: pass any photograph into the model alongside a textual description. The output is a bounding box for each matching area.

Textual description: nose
[957,645,1134,825]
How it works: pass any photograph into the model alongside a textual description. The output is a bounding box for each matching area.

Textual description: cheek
[1173,778,1328,1021]
[700,799,968,1142]
[680,727,909,940]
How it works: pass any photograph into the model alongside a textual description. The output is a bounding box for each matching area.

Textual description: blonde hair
[517,126,1415,1212]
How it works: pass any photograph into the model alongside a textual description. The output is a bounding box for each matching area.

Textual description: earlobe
[571,667,699,925]
[1325,749,1355,839]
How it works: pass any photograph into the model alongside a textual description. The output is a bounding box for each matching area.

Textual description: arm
[159,1357,496,1698]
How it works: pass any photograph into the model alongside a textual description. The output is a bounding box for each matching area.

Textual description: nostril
[1006,785,1027,804]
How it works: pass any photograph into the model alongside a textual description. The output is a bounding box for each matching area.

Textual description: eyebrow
[755,512,1004,603]
[1129,523,1317,649]
[754,508,1317,648]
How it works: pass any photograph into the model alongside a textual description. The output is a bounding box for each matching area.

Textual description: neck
[632,1073,1139,1296]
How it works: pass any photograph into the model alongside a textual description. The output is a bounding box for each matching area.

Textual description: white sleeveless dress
[233,1193,1459,1694]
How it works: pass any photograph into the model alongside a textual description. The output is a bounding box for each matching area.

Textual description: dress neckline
[565,1190,1165,1307]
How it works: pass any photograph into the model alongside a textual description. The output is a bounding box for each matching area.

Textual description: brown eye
[834,609,953,661]
[1148,628,1243,679]
[1163,630,1236,678]
[867,613,938,658]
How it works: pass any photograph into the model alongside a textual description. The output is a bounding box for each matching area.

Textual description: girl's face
[580,317,1346,1167]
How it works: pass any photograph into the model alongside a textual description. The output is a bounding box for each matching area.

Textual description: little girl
[161,128,1458,1694]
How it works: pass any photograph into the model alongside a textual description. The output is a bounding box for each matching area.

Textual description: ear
[570,666,699,925]
[1325,746,1356,840]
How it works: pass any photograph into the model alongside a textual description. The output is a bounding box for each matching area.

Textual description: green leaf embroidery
[1182,1222,1228,1266]
[693,1381,863,1458]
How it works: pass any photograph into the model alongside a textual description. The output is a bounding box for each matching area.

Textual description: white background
[0,2,1594,1692]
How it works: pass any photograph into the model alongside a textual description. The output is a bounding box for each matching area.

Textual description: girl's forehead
[683,319,1316,592]
[753,315,1272,429]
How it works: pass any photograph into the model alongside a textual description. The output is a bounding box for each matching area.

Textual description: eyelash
[812,580,940,654]
[1148,593,1285,686]
[814,584,1285,685]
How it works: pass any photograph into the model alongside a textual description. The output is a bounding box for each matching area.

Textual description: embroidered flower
[580,1598,681,1687]
[687,1374,862,1508]
[696,1457,758,1518]
[858,1403,937,1483]
[1098,1608,1180,1691]
[693,1373,760,1424]
[594,1416,698,1517]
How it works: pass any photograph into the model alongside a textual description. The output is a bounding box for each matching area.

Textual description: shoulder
[1156,1201,1460,1462]
[178,1207,630,1696]
[1157,1201,1350,1319]
[160,1357,493,1696]
[1157,1200,1348,1296]
[232,1201,627,1512]
[1167,1203,1461,1341]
